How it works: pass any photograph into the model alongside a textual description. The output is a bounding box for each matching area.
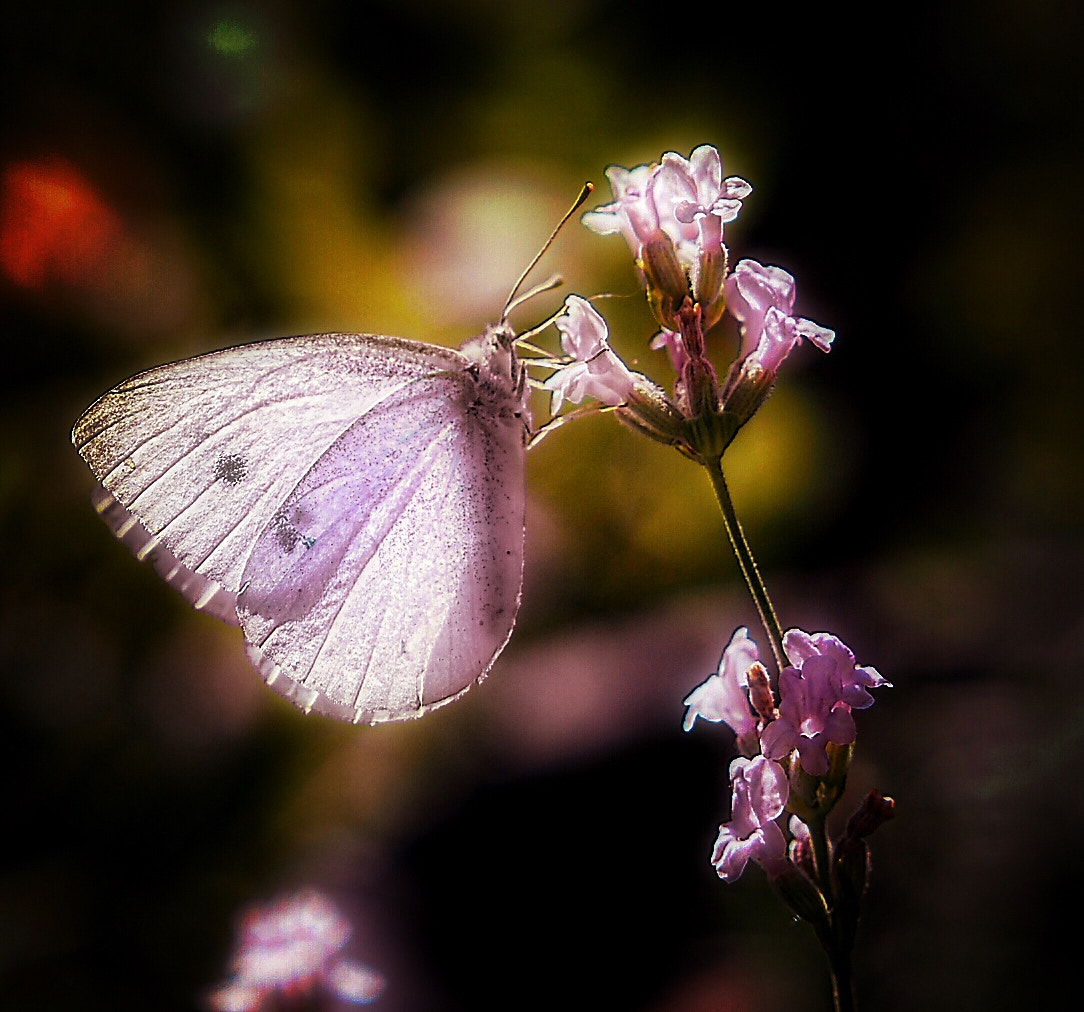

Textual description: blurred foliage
[2,0,1083,1009]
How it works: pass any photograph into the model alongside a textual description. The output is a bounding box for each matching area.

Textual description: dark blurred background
[3,1,1082,1009]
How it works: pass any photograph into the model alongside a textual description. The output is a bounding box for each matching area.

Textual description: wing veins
[146,411,365,571]
[110,390,358,492]
[302,417,462,710]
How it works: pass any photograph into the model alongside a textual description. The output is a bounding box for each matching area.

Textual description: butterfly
[73,320,532,725]
[72,184,595,724]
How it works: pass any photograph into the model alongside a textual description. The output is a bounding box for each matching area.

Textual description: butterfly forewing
[74,334,467,595]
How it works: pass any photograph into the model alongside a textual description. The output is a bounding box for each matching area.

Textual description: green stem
[704,456,787,674]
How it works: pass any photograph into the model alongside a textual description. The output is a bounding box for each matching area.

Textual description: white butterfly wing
[73,330,528,724]
[73,333,468,609]
[88,482,243,624]
[237,374,526,723]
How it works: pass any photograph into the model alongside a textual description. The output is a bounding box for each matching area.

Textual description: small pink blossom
[760,661,856,778]
[208,890,385,1011]
[580,162,660,255]
[724,259,834,376]
[543,295,635,414]
[682,627,760,752]
[711,755,789,882]
[783,629,890,710]
[653,145,751,267]
[583,145,750,273]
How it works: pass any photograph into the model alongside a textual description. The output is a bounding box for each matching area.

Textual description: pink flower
[711,755,789,882]
[652,145,751,268]
[208,890,385,1011]
[760,630,887,776]
[580,162,661,256]
[543,295,635,414]
[682,627,760,752]
[724,258,834,375]
[760,662,855,777]
[782,629,890,710]
[584,146,749,261]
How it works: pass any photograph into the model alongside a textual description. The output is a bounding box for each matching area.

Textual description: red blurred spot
[0,156,123,289]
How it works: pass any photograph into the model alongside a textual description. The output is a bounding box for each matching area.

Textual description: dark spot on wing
[271,511,315,554]
[214,452,248,485]
[272,512,300,553]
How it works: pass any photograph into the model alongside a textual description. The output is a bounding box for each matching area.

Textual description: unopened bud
[770,861,829,928]
[615,374,686,448]
[844,790,896,841]
[788,821,817,882]
[640,238,691,331]
[834,791,895,923]
[696,245,729,331]
[719,357,774,431]
[747,662,776,723]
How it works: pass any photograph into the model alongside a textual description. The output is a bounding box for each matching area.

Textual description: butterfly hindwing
[238,373,527,723]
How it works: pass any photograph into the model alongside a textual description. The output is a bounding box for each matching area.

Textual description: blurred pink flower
[208,889,385,1010]
[711,755,789,882]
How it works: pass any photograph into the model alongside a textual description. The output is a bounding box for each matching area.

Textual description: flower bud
[770,860,829,928]
[746,661,777,723]
[615,374,686,448]
[640,237,692,331]
[788,817,817,882]
[719,357,775,431]
[833,792,894,930]
[844,790,896,841]
[696,244,729,331]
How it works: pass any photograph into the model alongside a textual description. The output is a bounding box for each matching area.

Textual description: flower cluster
[549,143,893,1008]
[208,889,385,1011]
[683,628,889,883]
[540,144,833,462]
[581,145,750,332]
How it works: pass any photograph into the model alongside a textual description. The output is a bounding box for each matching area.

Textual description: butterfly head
[459,321,526,409]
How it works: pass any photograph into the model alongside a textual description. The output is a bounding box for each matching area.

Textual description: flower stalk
[545,143,892,1012]
[703,455,787,676]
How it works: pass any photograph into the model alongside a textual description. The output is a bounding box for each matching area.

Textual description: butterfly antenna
[501,181,594,323]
